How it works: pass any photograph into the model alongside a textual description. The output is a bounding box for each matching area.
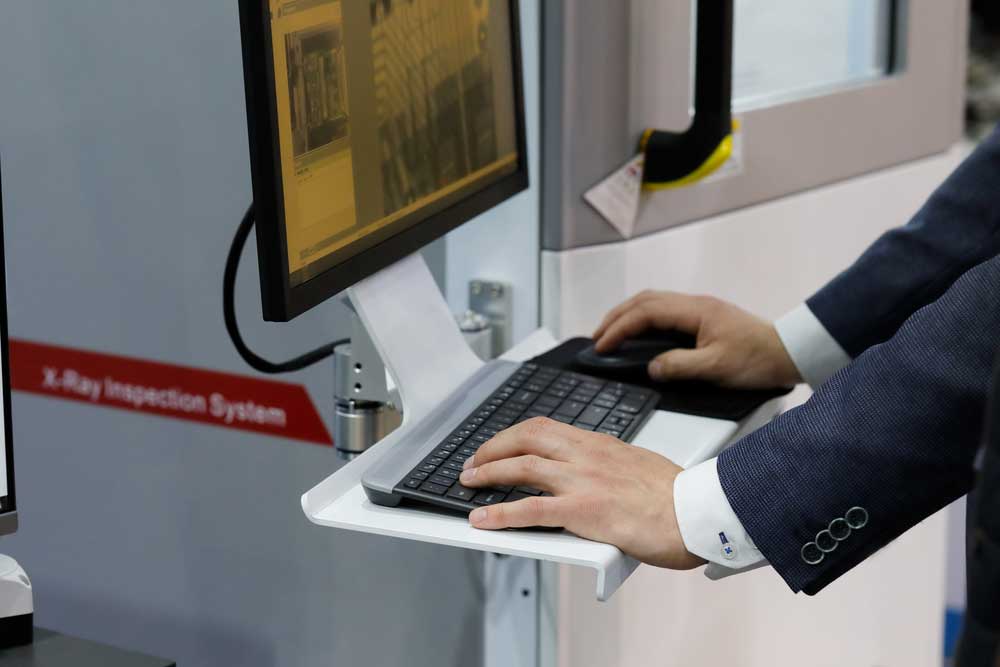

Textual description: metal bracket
[469,280,513,358]
[331,300,400,460]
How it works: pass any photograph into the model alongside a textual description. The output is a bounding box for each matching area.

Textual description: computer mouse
[575,330,696,373]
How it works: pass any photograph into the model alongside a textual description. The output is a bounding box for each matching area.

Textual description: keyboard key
[625,392,650,403]
[473,490,508,505]
[447,485,478,502]
[471,433,491,443]
[433,449,452,458]
[515,486,543,495]
[459,446,477,456]
[451,453,470,464]
[572,422,596,431]
[523,408,551,418]
[593,398,617,409]
[444,461,466,471]
[570,392,596,403]
[577,405,610,426]
[514,390,540,404]
[506,491,533,502]
[616,402,642,414]
[544,388,569,399]
[534,395,561,409]
[555,400,586,419]
[418,463,439,474]
[436,468,459,480]
[420,482,449,495]
[551,414,574,424]
[448,435,466,445]
[524,382,547,393]
[597,427,623,437]
[426,457,445,466]
[430,474,457,487]
[404,478,422,489]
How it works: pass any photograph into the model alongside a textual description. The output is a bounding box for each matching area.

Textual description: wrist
[767,323,803,386]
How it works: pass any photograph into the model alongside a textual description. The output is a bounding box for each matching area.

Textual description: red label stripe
[9,339,333,446]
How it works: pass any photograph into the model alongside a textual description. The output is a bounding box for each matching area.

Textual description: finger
[592,291,655,340]
[459,454,571,492]
[466,417,582,469]
[648,347,718,382]
[469,495,568,529]
[594,297,703,353]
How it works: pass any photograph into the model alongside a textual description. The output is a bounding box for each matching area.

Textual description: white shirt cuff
[674,457,767,574]
[774,303,852,389]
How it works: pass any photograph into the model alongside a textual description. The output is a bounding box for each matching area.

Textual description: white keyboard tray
[301,329,780,601]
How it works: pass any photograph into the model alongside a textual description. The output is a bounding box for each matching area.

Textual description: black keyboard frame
[391,363,661,515]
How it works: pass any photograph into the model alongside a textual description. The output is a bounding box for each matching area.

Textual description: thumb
[647,347,717,382]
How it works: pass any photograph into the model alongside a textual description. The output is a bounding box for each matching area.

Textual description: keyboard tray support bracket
[300,253,783,602]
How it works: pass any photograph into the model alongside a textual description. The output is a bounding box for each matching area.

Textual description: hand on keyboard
[458,417,706,570]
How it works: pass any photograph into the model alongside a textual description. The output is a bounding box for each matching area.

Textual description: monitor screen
[239,0,527,320]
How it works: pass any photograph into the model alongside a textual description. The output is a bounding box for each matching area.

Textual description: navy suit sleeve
[718,254,1000,595]
[808,125,1000,358]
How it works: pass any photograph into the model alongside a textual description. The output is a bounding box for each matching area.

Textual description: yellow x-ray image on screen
[268,0,518,286]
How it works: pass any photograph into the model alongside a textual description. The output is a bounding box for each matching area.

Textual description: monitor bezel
[0,160,16,535]
[238,0,529,322]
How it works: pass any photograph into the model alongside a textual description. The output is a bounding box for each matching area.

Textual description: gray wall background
[0,1,540,665]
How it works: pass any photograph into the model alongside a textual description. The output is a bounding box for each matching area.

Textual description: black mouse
[575,330,696,373]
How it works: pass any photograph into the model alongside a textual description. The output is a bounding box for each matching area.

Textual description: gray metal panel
[541,0,634,250]
[543,0,968,250]
[0,2,480,666]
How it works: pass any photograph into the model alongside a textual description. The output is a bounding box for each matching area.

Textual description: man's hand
[460,417,706,570]
[592,290,801,389]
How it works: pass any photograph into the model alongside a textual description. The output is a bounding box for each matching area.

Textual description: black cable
[224,204,347,373]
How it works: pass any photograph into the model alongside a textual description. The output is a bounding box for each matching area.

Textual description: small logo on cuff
[719,532,737,560]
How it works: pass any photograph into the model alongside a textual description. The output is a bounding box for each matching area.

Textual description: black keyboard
[391,363,660,514]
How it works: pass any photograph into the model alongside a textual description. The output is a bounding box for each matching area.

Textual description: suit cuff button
[815,529,838,553]
[828,518,851,541]
[846,506,869,530]
[801,542,824,565]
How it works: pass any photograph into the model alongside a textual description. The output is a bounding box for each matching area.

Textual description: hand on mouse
[592,290,800,389]
[460,417,705,570]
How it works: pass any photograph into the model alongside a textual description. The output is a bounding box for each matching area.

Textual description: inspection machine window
[269,0,519,287]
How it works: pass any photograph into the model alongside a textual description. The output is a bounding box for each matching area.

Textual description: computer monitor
[0,166,16,537]
[238,0,527,321]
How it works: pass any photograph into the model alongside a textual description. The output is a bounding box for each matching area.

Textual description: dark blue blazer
[717,126,1000,595]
